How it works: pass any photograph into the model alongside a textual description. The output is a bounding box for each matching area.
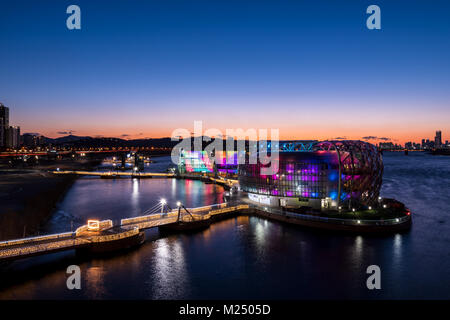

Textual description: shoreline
[0,159,102,241]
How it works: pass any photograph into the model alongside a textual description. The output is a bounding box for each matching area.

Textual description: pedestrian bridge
[0,203,249,262]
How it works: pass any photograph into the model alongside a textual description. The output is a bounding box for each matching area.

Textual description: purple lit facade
[239,140,383,210]
[178,151,239,176]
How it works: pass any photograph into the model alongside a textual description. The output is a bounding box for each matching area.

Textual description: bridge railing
[0,228,143,259]
[179,204,249,222]
[187,203,228,213]
[0,238,82,259]
[120,210,178,226]
[0,232,75,248]
[209,204,249,216]
[120,203,229,226]
[90,227,140,243]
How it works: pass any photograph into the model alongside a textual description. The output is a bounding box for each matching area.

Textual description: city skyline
[1,101,446,148]
[1,1,450,144]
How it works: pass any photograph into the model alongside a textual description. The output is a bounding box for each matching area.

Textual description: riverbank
[0,159,102,241]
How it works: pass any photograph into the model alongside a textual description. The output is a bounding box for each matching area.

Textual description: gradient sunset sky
[0,0,449,144]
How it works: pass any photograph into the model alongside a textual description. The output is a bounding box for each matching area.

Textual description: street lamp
[176,201,181,207]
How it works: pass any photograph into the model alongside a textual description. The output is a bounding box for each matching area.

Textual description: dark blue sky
[0,0,449,142]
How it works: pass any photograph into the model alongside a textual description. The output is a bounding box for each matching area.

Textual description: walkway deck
[0,203,249,262]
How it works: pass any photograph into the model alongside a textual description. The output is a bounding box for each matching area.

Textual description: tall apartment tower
[6,126,20,149]
[0,103,10,148]
[435,130,442,148]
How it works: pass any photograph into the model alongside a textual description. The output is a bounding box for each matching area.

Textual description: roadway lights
[383,204,387,208]
[176,201,181,207]
[368,206,372,210]
[134,167,138,171]
[160,199,167,205]
[357,220,361,224]
[352,208,356,212]
[378,196,382,201]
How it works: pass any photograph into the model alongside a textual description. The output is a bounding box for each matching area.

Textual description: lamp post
[160,198,167,214]
[177,201,182,222]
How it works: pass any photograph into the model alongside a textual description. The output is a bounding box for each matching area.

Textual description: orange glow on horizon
[32,126,447,146]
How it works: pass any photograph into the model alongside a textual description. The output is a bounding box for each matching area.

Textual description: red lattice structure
[314,140,383,208]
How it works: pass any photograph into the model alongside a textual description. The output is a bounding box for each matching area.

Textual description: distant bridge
[52,170,238,188]
[0,203,249,262]
[53,170,175,178]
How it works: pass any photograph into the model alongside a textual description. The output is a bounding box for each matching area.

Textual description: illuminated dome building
[238,140,383,211]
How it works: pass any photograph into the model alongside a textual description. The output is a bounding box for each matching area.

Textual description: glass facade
[238,152,340,201]
[178,140,383,208]
[178,151,214,173]
[178,150,239,175]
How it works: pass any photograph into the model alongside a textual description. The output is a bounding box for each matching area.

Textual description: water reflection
[85,264,107,299]
[255,221,266,247]
[131,178,140,212]
[393,233,403,265]
[151,238,189,299]
[354,235,363,259]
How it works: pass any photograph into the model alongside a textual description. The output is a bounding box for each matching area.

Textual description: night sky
[0,0,449,143]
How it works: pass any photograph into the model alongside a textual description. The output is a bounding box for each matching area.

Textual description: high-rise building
[5,126,20,149]
[0,103,10,148]
[435,130,442,148]
[0,116,4,148]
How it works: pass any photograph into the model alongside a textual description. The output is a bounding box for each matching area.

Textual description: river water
[0,152,449,299]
